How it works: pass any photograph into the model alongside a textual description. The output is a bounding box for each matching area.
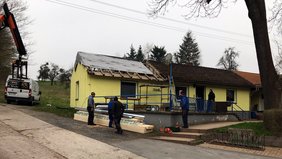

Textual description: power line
[44,0,254,45]
[85,0,253,38]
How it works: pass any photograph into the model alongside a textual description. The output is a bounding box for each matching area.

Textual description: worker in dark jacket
[112,96,124,134]
[108,98,114,128]
[179,90,189,128]
[207,89,215,113]
[87,92,96,125]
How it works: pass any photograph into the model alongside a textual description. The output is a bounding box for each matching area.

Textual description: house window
[226,89,236,102]
[175,87,187,99]
[75,81,79,100]
[121,82,136,97]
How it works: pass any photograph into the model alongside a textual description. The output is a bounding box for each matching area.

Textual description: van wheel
[29,97,34,106]
[7,100,11,104]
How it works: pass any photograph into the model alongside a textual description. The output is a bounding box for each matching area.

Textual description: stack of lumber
[74,111,154,134]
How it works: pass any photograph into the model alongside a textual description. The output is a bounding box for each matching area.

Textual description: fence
[95,94,222,112]
[202,128,265,149]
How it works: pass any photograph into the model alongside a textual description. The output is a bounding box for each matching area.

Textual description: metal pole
[169,63,172,111]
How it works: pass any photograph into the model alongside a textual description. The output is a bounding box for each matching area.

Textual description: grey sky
[25,0,277,79]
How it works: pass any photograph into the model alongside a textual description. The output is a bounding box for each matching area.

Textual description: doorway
[196,86,205,112]
[196,86,205,100]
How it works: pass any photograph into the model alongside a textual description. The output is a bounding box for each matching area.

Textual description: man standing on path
[112,96,124,134]
[207,89,215,113]
[108,97,114,128]
[87,92,96,126]
[179,90,189,128]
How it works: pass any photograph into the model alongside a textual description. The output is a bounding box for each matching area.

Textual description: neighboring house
[234,71,263,111]
[70,52,166,109]
[147,61,254,111]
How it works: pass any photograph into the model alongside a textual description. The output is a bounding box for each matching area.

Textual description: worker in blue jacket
[179,90,189,128]
[108,98,114,128]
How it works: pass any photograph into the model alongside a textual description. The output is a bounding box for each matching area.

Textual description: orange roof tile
[234,71,261,87]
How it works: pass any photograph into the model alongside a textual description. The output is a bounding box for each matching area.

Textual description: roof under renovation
[147,60,254,88]
[75,52,165,81]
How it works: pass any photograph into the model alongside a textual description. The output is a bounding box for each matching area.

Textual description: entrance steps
[151,122,245,145]
[151,128,207,145]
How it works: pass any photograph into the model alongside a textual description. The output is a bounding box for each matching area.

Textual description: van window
[7,80,30,90]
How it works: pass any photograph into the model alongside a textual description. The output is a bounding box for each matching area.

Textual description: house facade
[234,71,263,111]
[70,52,167,109]
[148,61,254,111]
[71,52,255,112]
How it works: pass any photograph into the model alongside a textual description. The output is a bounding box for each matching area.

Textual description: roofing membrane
[76,52,153,75]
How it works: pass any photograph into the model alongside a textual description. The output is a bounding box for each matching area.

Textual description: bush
[264,109,282,136]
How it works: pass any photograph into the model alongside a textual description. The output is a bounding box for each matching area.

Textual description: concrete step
[180,128,209,133]
[151,136,203,145]
[162,132,204,139]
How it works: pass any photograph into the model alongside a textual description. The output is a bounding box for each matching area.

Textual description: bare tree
[143,43,154,60]
[49,63,60,86]
[274,40,282,73]
[269,0,282,35]
[0,0,32,81]
[149,0,282,111]
[217,47,239,71]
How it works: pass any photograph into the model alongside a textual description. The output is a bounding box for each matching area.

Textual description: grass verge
[32,81,77,118]
[214,122,272,136]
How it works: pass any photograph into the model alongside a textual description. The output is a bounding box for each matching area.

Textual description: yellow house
[234,71,263,111]
[71,52,254,112]
[70,52,166,109]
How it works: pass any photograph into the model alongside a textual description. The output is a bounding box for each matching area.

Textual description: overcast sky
[25,0,277,79]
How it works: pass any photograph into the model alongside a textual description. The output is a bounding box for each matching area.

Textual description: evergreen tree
[124,44,136,60]
[150,45,167,62]
[136,45,145,62]
[174,31,200,66]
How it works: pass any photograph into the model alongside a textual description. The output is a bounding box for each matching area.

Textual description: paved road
[0,104,278,159]
[0,104,143,159]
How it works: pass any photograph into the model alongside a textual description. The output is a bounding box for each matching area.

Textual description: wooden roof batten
[87,65,166,81]
[144,61,166,80]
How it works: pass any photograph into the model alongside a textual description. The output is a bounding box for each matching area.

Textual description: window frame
[75,81,79,101]
[226,89,236,103]
[120,81,136,98]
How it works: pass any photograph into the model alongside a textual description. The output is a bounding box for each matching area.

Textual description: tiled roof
[75,52,166,81]
[234,71,261,87]
[75,52,153,74]
[147,61,254,88]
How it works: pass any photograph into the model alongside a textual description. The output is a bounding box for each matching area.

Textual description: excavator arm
[1,2,26,56]
[0,14,5,29]
[0,2,27,79]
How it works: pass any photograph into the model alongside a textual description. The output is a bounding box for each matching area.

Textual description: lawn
[214,122,272,136]
[0,80,77,118]
[32,81,77,118]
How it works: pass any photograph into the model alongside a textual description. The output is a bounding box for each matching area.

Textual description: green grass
[214,122,272,136]
[37,81,70,107]
[1,80,76,118]
[32,81,77,118]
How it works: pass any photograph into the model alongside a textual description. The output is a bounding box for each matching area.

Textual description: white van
[4,75,41,105]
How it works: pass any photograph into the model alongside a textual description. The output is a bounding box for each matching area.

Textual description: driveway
[0,104,277,159]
